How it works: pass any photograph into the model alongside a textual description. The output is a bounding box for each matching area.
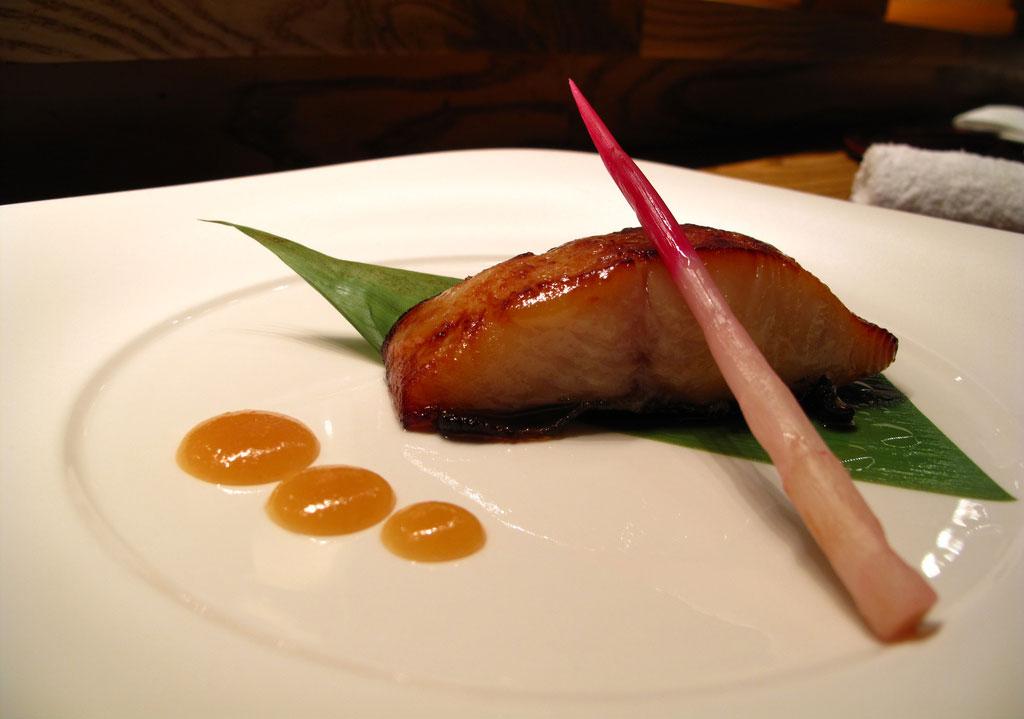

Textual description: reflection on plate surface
[65,258,1022,697]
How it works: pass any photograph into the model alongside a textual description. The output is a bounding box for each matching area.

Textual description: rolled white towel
[850,143,1024,233]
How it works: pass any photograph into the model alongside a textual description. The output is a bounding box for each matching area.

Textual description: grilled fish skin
[382,225,897,437]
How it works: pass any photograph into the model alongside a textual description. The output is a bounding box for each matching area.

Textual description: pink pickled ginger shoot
[569,79,936,641]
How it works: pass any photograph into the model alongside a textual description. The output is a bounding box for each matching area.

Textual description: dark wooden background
[2,0,1022,204]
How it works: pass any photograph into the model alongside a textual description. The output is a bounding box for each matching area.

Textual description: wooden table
[704,150,860,200]
[4,1,1018,205]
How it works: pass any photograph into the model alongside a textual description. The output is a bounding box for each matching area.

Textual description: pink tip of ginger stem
[568,78,936,641]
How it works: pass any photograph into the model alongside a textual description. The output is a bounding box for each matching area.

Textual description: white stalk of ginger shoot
[569,79,936,641]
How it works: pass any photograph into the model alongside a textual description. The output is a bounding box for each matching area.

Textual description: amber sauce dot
[381,502,486,562]
[267,466,396,536]
[177,410,320,485]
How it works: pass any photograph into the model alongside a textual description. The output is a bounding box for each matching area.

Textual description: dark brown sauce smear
[177,410,319,485]
[267,465,395,536]
[381,502,486,562]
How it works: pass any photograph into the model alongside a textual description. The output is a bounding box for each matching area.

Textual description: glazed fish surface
[382,225,897,437]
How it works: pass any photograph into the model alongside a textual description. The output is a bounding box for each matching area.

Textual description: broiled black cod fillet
[382,225,896,437]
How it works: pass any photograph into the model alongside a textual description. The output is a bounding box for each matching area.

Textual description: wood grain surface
[1,1,1021,203]
[705,150,860,198]
[0,1,641,61]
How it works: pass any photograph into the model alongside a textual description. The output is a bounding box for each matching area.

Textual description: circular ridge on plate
[61,260,1021,699]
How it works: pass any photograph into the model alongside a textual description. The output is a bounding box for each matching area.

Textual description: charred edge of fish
[588,401,735,431]
[796,375,909,430]
[380,298,444,359]
[381,306,412,359]
[800,376,856,430]
[837,374,906,408]
[436,398,735,439]
[414,375,900,440]
[435,404,591,440]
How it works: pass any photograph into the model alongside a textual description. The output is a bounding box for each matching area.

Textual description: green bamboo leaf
[206,221,460,352]
[603,374,1013,501]
[212,221,1013,502]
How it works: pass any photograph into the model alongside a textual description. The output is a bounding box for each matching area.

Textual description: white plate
[2,150,1022,717]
